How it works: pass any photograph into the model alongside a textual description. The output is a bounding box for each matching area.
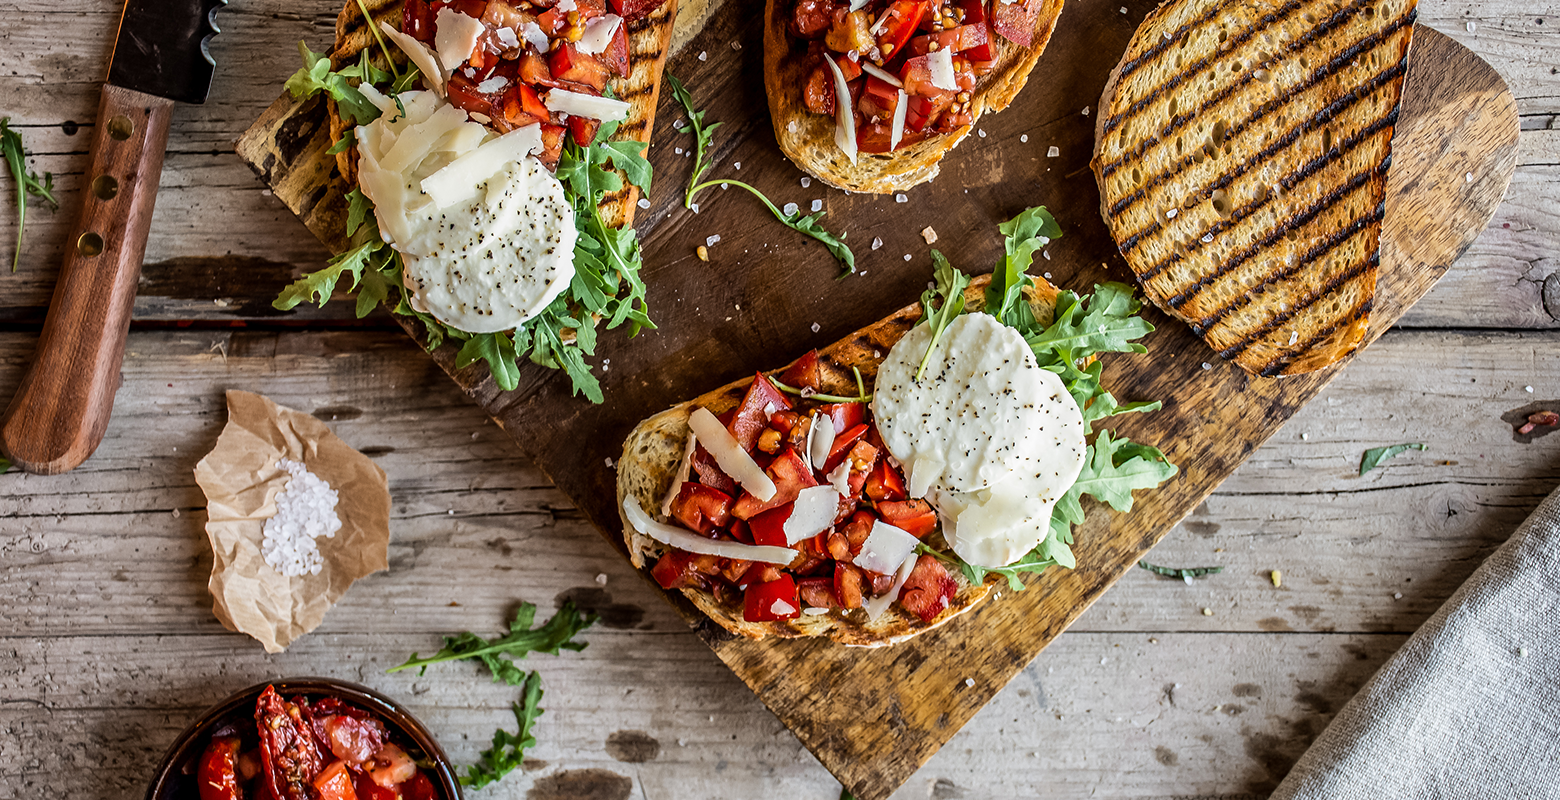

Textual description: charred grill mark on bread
[1107,10,1414,226]
[1093,0,1417,376]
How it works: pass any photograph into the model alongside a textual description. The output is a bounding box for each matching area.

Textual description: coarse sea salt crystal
[783,201,799,216]
[637,197,651,209]
[1047,146,1060,157]
[1020,134,1028,143]
[871,237,883,250]
[261,458,342,578]
[895,193,908,203]
[706,234,722,247]
[811,199,824,212]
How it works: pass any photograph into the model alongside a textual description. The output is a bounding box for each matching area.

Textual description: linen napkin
[1271,484,1560,799]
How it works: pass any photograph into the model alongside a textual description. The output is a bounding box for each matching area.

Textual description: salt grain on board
[871,237,884,250]
[637,198,651,209]
[811,199,823,212]
[1047,146,1060,157]
[1020,134,1028,142]
[895,193,908,203]
[260,459,342,578]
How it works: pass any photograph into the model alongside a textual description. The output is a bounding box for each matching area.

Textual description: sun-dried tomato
[255,686,327,800]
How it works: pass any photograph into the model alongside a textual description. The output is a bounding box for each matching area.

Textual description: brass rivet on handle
[91,175,119,200]
[77,232,104,256]
[107,116,134,141]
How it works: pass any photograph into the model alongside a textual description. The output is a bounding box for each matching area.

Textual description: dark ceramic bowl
[145,677,462,800]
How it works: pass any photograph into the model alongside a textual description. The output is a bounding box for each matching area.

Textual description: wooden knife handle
[0,85,174,474]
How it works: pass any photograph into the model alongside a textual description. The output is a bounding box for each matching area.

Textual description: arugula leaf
[914,250,971,382]
[284,41,381,126]
[601,140,652,194]
[272,238,383,310]
[1138,561,1223,581]
[668,74,857,276]
[2,118,59,272]
[0,456,11,474]
[326,127,356,155]
[461,671,544,789]
[1029,284,1153,362]
[456,332,522,391]
[665,73,721,208]
[839,789,857,800]
[344,187,373,236]
[388,600,596,685]
[1359,442,1427,475]
[1055,429,1178,527]
[986,206,1061,328]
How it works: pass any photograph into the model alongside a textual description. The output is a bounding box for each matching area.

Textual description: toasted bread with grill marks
[325,0,679,231]
[1092,0,1417,376]
[764,0,1065,195]
[616,276,1064,645]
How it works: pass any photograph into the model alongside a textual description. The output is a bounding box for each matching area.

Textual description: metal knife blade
[106,0,229,104]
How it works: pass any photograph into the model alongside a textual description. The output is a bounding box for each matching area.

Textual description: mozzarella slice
[874,313,1073,493]
[687,407,777,501]
[380,21,446,96]
[783,485,841,545]
[928,47,957,91]
[932,479,1062,569]
[434,8,485,76]
[544,89,631,122]
[852,520,919,576]
[622,496,797,565]
[419,123,544,209]
[824,57,857,164]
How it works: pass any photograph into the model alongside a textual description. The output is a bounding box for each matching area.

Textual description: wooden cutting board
[237,4,1517,795]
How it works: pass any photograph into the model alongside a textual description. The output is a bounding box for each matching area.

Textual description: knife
[0,0,226,474]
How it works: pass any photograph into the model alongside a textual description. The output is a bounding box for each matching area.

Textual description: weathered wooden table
[2,0,1557,797]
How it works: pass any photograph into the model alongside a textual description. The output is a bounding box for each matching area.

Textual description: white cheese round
[356,94,577,334]
[873,312,1087,568]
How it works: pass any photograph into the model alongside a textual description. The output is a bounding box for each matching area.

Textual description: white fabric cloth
[1272,485,1560,799]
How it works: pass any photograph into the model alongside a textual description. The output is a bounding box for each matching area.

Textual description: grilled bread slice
[325,0,679,230]
[616,275,1063,645]
[764,0,1065,194]
[1092,0,1417,376]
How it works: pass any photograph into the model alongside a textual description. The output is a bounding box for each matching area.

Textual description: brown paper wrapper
[193,390,390,653]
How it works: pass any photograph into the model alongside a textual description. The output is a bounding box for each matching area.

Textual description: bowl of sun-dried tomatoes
[145,678,460,800]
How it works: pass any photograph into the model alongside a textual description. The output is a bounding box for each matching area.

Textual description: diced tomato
[841,510,876,555]
[746,502,793,548]
[367,744,417,789]
[864,458,907,501]
[670,482,734,536]
[825,8,876,53]
[446,72,500,120]
[197,736,242,800]
[691,445,737,495]
[769,410,805,437]
[737,562,783,590]
[790,0,837,39]
[821,423,871,474]
[729,375,793,452]
[719,557,753,582]
[577,0,609,20]
[322,715,384,765]
[500,83,551,131]
[899,55,955,101]
[313,761,358,800]
[903,92,950,132]
[601,21,630,76]
[863,74,901,104]
[354,773,400,800]
[797,576,839,609]
[834,562,866,609]
[824,529,851,560]
[732,447,818,519]
[743,574,801,622]
[803,62,836,116]
[780,351,824,392]
[897,554,957,622]
[568,114,602,147]
[403,0,438,42]
[401,771,437,800]
[651,550,703,589]
[991,0,1044,46]
[442,0,489,19]
[549,43,608,92]
[820,402,865,433]
[519,52,558,88]
[537,6,568,35]
[858,121,931,152]
[876,1,930,59]
[727,518,753,545]
[609,0,666,20]
[958,0,987,25]
[877,498,937,538]
[905,23,990,58]
[933,107,972,133]
[538,122,566,169]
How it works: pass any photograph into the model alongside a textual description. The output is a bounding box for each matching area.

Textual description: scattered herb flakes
[1138,560,1224,583]
[668,73,857,276]
[388,600,596,684]
[461,671,544,789]
[1358,442,1427,475]
[2,117,60,272]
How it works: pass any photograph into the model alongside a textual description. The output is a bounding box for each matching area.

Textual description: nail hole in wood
[77,232,104,256]
[91,175,119,200]
[107,116,134,141]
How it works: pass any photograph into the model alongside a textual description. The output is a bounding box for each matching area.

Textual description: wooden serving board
[237,4,1517,796]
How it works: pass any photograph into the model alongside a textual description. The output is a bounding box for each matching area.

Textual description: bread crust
[1091,0,1416,376]
[324,0,679,230]
[764,0,1066,194]
[616,276,1065,645]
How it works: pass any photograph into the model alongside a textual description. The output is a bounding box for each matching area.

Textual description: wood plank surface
[233,6,1522,793]
[3,326,1557,798]
[2,0,1557,795]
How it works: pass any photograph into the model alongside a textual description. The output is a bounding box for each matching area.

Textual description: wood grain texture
[1,85,174,475]
[237,6,1519,792]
